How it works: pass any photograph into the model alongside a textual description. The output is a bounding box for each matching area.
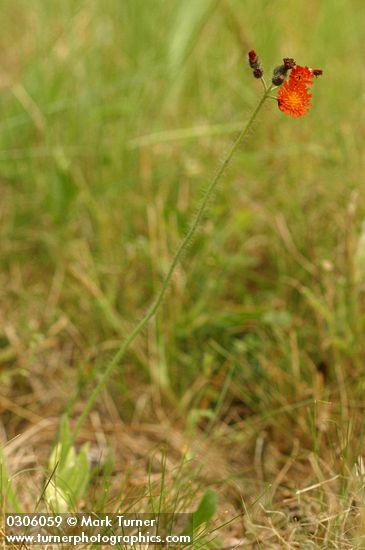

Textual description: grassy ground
[2,0,365,547]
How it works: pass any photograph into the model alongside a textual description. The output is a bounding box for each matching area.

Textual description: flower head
[289,65,314,85]
[277,64,322,117]
[277,80,312,118]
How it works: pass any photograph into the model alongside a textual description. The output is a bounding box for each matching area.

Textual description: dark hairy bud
[253,67,264,79]
[283,58,296,70]
[272,57,296,86]
[248,50,259,69]
[248,50,264,79]
[272,65,286,86]
[272,73,286,86]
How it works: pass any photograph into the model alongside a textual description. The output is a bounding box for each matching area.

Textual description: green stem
[66,87,271,452]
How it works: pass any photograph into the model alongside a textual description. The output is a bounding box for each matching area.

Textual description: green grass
[2,0,365,546]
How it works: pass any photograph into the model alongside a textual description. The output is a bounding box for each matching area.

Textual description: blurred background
[2,0,365,545]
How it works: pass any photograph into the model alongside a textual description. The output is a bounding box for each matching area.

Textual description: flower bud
[253,67,264,79]
[248,50,259,69]
[272,73,285,86]
[272,66,286,86]
[311,69,323,77]
[248,50,264,79]
[272,58,296,86]
[283,58,296,70]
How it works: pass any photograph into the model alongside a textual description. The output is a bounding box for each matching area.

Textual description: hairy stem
[66,86,271,451]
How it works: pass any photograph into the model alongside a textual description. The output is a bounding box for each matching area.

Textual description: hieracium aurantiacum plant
[249,50,323,116]
[64,51,323,454]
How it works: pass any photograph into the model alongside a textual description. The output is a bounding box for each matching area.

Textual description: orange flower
[277,80,312,118]
[289,65,314,85]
